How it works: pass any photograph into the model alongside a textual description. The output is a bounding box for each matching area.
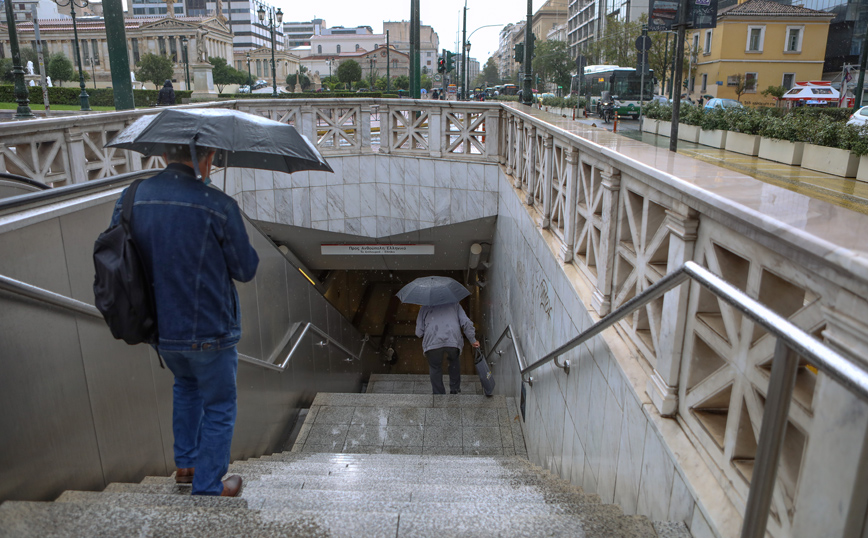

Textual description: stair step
[393,512,657,538]
[54,490,248,509]
[251,497,614,516]
[103,482,191,496]
[311,393,507,409]
[652,521,693,538]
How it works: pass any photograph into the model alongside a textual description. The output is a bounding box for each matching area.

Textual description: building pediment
[138,18,202,31]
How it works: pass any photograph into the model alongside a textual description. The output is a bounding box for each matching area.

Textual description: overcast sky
[273,0,549,65]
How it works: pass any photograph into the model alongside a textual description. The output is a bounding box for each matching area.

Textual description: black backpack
[93,178,158,345]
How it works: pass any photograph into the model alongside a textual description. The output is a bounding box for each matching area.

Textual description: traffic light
[446,51,455,72]
[438,57,445,73]
[513,43,524,63]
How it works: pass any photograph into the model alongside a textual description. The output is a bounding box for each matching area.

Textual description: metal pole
[668,32,676,100]
[410,0,421,99]
[102,0,133,110]
[668,0,688,152]
[31,5,50,114]
[246,53,251,86]
[69,4,91,111]
[442,47,448,97]
[5,0,34,118]
[739,340,798,538]
[522,0,533,105]
[855,29,868,109]
[461,2,467,100]
[184,40,191,89]
[662,33,669,96]
[386,30,391,91]
[270,11,277,97]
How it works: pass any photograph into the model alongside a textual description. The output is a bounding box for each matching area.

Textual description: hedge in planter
[0,84,192,108]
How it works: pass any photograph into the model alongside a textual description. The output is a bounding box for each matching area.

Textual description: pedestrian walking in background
[157,79,176,106]
[108,143,259,497]
[415,302,480,394]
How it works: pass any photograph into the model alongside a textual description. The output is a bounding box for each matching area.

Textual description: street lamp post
[54,0,91,111]
[256,2,283,97]
[181,36,191,90]
[4,0,34,118]
[246,52,252,86]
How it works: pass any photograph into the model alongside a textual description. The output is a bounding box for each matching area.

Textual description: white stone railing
[498,103,868,538]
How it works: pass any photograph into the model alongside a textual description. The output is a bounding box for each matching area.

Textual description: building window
[317,44,321,54]
[747,26,764,52]
[692,33,699,62]
[785,26,803,52]
[336,44,340,53]
[782,73,795,89]
[745,72,758,93]
[355,44,360,51]
[169,36,177,62]
[131,38,140,64]
[236,60,242,70]
[91,39,99,65]
[80,40,89,62]
[704,30,712,55]
[158,36,166,56]
[701,73,707,92]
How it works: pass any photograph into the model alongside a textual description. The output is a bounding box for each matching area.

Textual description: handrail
[483,324,527,373]
[518,260,868,538]
[0,274,372,373]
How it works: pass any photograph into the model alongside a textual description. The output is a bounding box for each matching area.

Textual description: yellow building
[689,0,833,106]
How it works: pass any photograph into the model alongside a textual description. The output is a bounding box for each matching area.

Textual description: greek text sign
[321,244,435,255]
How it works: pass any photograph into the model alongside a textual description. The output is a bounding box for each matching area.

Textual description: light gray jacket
[415,302,477,353]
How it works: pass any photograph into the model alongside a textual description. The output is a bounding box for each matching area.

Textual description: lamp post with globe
[53,0,91,111]
[254,1,283,97]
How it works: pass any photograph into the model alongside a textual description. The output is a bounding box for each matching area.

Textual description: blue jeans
[425,347,461,394]
[159,346,238,496]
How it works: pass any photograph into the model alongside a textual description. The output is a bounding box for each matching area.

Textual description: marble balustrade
[3,99,868,537]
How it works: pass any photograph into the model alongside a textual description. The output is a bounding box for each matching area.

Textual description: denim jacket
[111,163,259,351]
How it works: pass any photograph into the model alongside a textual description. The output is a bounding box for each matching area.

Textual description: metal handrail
[0,274,368,373]
[518,260,868,538]
[483,324,527,372]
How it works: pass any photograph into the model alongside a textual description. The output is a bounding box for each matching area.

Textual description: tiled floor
[292,390,527,457]
[366,374,486,395]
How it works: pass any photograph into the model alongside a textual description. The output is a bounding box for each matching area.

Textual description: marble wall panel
[390,185,407,220]
[434,160,451,189]
[310,186,328,223]
[434,188,451,226]
[467,190,483,221]
[636,429,675,521]
[450,161,468,190]
[360,184,377,218]
[467,164,484,192]
[668,470,696,526]
[613,392,647,515]
[405,186,420,221]
[419,158,437,187]
[375,183,391,218]
[291,187,310,228]
[359,155,375,182]
[345,218,361,236]
[450,189,467,223]
[326,186,344,221]
[254,170,274,191]
[361,217,377,238]
[343,184,361,219]
[241,191,257,216]
[597,387,623,504]
[328,219,344,233]
[390,157,406,185]
[274,171,293,189]
[342,156,360,184]
[375,156,389,184]
[291,171,309,188]
[404,159,420,186]
[419,187,436,223]
[275,189,293,226]
[241,167,256,192]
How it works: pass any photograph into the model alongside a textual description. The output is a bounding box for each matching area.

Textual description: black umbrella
[396,276,471,306]
[106,108,333,176]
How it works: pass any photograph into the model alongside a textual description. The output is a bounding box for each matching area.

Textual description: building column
[524,126,536,206]
[590,169,621,316]
[559,147,580,264]
[539,134,554,229]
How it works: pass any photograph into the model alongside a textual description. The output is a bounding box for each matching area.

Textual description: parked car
[704,98,744,111]
[847,105,868,127]
[237,85,251,94]
[650,95,669,105]
[252,80,268,90]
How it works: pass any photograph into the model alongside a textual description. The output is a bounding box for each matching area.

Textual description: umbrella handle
[190,133,202,180]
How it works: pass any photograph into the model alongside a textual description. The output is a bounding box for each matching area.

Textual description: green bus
[578,65,655,119]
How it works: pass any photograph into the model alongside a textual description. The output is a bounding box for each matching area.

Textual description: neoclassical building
[0,15,234,90]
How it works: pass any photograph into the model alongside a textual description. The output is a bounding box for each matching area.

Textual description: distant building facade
[382,21,439,74]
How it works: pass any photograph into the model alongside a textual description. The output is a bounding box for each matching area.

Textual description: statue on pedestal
[26,61,34,75]
[312,71,322,92]
[196,29,209,63]
[165,0,175,18]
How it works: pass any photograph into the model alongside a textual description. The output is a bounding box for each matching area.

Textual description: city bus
[500,84,519,96]
[576,65,655,119]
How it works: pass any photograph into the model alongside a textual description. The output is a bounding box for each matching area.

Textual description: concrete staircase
[0,374,692,537]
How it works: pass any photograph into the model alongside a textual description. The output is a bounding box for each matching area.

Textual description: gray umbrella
[396,276,471,306]
[106,108,333,175]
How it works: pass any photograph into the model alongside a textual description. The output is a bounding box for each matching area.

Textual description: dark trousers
[425,346,461,394]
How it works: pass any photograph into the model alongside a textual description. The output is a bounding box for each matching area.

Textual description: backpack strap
[121,178,146,231]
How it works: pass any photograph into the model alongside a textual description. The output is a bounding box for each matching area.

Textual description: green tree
[421,73,432,91]
[47,52,74,87]
[136,53,175,90]
[336,59,361,89]
[476,57,499,88]
[209,56,246,93]
[731,73,756,102]
[761,85,787,107]
[286,72,311,90]
[533,39,573,92]
[393,74,410,90]
[20,47,40,75]
[374,75,389,90]
[0,58,13,82]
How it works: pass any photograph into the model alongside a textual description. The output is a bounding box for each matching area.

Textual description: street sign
[636,51,650,75]
[648,0,717,31]
[434,74,442,82]
[635,35,652,52]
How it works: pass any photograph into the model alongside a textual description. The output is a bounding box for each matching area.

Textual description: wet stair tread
[54,490,248,509]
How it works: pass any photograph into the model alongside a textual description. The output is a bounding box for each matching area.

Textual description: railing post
[506,116,515,175]
[525,126,536,205]
[428,104,441,158]
[647,209,698,416]
[379,102,392,155]
[740,339,798,538]
[514,121,524,189]
[497,109,507,165]
[590,168,621,316]
[540,134,554,229]
[484,107,500,162]
[360,103,373,154]
[300,104,317,148]
[63,129,89,184]
[559,147,580,263]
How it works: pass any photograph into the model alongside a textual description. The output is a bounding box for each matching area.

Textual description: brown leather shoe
[220,475,242,497]
[175,468,194,484]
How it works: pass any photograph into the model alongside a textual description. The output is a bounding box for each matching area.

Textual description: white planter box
[858,155,868,182]
[758,138,805,166]
[801,143,859,178]
[724,132,761,156]
[642,118,659,134]
[698,129,727,149]
[657,120,672,137]
[677,124,700,143]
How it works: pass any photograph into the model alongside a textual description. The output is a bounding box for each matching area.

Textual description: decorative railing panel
[387,107,429,153]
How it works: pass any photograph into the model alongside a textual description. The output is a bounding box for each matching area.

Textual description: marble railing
[0,99,502,187]
[498,103,868,537]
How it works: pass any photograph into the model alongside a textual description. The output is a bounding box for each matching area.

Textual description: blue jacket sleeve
[109,188,126,227]
[221,198,259,283]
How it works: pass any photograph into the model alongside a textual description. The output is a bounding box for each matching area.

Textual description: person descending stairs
[0,374,693,537]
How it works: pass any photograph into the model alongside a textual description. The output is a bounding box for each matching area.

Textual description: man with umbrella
[398,277,480,395]
[104,108,332,497]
